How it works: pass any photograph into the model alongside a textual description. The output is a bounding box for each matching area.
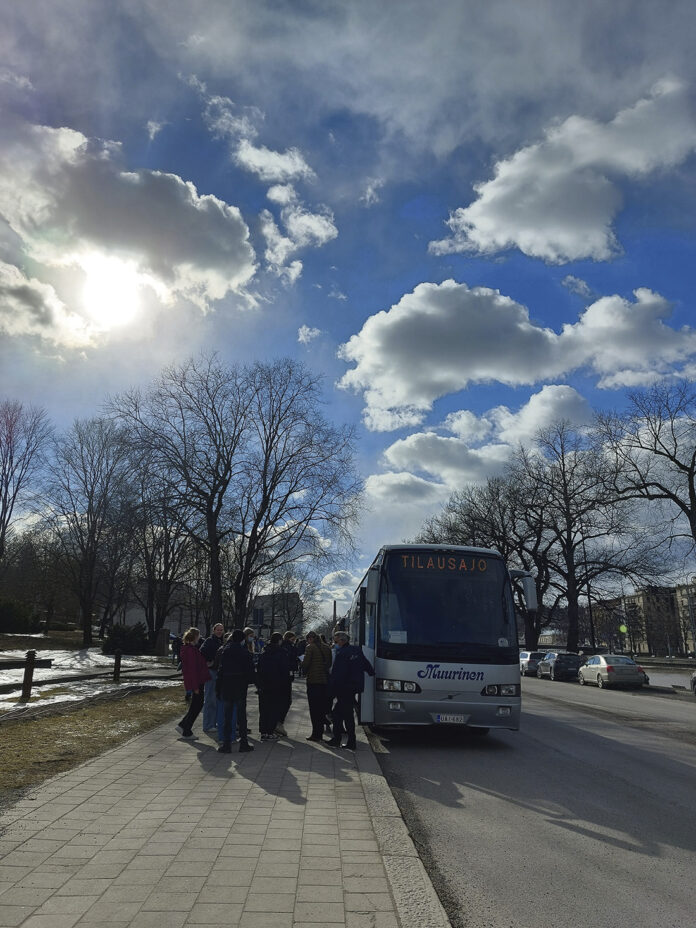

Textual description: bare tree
[109,355,252,627]
[597,380,696,551]
[0,400,52,563]
[129,459,198,642]
[46,417,132,646]
[513,422,662,652]
[228,359,361,625]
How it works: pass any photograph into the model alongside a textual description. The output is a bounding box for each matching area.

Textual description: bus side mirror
[365,568,380,605]
[522,575,538,613]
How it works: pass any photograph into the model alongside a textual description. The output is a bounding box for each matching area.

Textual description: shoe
[345,740,356,750]
[239,741,254,753]
[325,738,342,747]
[217,743,231,753]
[175,724,184,735]
[306,735,323,742]
[181,731,194,739]
[261,732,280,741]
[274,723,287,736]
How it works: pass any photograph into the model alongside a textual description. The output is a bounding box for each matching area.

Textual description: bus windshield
[378,549,516,654]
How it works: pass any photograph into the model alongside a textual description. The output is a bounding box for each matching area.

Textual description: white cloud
[260,194,337,282]
[329,288,347,301]
[0,261,90,346]
[235,138,315,183]
[488,385,592,444]
[146,120,166,140]
[360,178,384,206]
[443,409,492,443]
[0,117,257,330]
[298,324,322,344]
[383,433,512,487]
[430,81,696,263]
[338,280,696,430]
[0,68,33,91]
[562,275,592,298]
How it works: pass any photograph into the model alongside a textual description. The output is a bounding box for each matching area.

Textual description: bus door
[359,576,377,723]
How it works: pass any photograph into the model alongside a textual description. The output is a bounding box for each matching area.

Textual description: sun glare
[81,253,142,329]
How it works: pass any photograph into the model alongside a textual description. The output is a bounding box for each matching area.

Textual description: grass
[0,685,185,805]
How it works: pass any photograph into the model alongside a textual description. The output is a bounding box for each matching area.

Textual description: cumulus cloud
[203,94,314,182]
[0,117,257,333]
[562,275,592,297]
[373,385,593,498]
[338,280,696,430]
[298,324,322,344]
[235,139,314,183]
[430,80,696,263]
[383,433,512,487]
[260,186,337,281]
[0,261,90,346]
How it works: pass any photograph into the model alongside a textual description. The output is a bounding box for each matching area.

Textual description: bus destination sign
[398,553,489,573]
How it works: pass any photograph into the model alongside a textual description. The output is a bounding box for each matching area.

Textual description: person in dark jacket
[302,630,333,741]
[257,632,293,740]
[276,631,298,735]
[217,629,256,753]
[176,628,211,738]
[327,631,374,750]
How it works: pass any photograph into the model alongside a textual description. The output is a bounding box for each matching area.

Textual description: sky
[2,0,696,616]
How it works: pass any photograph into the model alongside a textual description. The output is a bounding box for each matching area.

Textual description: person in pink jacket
[176,627,211,738]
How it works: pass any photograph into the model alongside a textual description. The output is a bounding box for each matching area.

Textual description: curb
[355,726,452,928]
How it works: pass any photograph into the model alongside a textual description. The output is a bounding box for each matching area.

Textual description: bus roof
[375,543,502,558]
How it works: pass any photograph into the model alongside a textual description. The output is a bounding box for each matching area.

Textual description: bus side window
[365,602,375,649]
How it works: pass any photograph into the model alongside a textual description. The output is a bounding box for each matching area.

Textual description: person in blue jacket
[327,631,374,750]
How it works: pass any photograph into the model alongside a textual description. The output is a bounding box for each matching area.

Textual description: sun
[80,253,142,330]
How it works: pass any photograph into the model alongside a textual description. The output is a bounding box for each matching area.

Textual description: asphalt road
[370,679,696,928]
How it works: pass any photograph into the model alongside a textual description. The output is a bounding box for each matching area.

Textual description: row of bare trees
[0,356,361,646]
[418,381,696,651]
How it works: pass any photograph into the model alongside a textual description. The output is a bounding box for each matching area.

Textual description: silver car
[520,651,546,677]
[578,654,649,689]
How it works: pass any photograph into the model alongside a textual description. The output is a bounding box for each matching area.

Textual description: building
[250,591,303,637]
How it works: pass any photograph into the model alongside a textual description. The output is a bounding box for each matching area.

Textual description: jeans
[202,670,218,730]
[218,699,235,742]
[222,689,248,745]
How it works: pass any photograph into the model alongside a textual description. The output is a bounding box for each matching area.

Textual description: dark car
[537,651,584,681]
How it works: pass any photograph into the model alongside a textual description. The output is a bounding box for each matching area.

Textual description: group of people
[175,624,374,753]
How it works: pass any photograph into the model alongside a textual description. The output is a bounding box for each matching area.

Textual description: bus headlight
[377,679,421,693]
[481,684,520,697]
[377,679,402,691]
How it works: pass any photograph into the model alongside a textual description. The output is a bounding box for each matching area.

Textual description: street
[369,679,696,928]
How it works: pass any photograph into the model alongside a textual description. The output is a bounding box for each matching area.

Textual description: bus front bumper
[372,693,520,730]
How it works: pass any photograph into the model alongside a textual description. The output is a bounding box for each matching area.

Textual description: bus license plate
[436,713,467,724]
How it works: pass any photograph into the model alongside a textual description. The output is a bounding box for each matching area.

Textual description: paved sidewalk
[0,683,450,928]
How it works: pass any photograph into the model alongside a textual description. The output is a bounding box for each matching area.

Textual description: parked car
[537,652,584,681]
[577,654,649,689]
[520,651,547,676]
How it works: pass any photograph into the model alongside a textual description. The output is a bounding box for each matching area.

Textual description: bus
[347,544,537,733]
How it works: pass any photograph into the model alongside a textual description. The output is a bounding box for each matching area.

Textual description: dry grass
[0,685,184,802]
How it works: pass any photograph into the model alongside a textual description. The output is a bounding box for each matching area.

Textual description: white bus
[347,544,537,733]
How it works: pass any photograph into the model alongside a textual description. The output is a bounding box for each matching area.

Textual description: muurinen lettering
[416,663,485,681]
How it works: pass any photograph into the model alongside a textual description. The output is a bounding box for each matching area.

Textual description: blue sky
[2,0,696,613]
